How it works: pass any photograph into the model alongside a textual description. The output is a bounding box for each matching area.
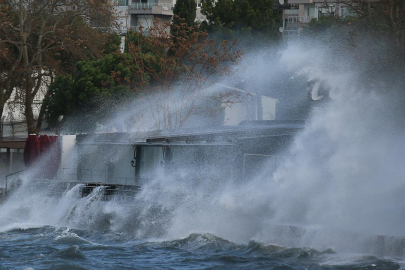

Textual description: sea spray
[1,40,405,259]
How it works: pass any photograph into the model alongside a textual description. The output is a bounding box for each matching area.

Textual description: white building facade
[114,0,206,35]
[280,0,351,37]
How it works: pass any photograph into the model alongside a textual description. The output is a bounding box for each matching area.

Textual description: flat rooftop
[76,120,305,145]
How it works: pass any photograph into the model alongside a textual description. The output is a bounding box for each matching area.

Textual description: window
[318,4,335,16]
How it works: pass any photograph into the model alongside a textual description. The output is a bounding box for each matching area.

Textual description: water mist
[1,38,405,259]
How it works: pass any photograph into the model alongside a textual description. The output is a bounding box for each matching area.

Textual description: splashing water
[1,40,405,269]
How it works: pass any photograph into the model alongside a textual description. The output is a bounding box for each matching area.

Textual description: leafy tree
[171,0,197,44]
[172,0,196,27]
[303,16,343,35]
[44,53,134,132]
[201,0,278,41]
[103,33,123,55]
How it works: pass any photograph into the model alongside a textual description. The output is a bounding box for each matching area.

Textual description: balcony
[129,3,174,15]
[287,0,313,3]
[286,16,316,24]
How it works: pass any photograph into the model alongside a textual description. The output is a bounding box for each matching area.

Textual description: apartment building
[280,0,350,36]
[114,0,206,34]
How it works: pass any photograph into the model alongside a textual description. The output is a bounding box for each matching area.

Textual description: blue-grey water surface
[0,226,403,270]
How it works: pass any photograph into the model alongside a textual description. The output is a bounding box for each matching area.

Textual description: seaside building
[280,0,351,37]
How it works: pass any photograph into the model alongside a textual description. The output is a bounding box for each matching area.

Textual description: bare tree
[126,19,242,130]
[337,0,405,51]
[0,0,119,134]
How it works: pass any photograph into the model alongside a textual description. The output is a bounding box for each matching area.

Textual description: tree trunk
[0,103,4,137]
[25,100,36,135]
[35,101,46,132]
[25,81,36,135]
[0,90,4,122]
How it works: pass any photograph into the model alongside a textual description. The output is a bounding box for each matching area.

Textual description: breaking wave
[1,39,405,269]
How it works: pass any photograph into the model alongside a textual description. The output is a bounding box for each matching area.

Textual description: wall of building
[281,0,350,36]
[60,135,78,181]
[118,0,206,33]
[223,95,277,126]
[115,6,130,34]
[77,144,135,185]
[0,150,25,188]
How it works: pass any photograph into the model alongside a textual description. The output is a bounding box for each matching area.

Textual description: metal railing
[4,169,26,195]
[129,3,173,10]
[3,167,138,196]
[130,2,153,9]
[283,30,299,37]
[81,183,141,201]
[286,16,315,24]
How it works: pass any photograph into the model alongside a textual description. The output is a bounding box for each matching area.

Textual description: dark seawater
[0,227,402,270]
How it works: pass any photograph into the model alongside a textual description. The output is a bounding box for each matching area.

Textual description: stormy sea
[2,38,405,270]
[1,227,403,270]
[1,163,405,270]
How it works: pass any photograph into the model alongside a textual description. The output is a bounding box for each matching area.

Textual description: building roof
[76,120,304,146]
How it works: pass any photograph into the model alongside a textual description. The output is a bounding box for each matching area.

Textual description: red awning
[39,134,51,154]
[23,134,40,167]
